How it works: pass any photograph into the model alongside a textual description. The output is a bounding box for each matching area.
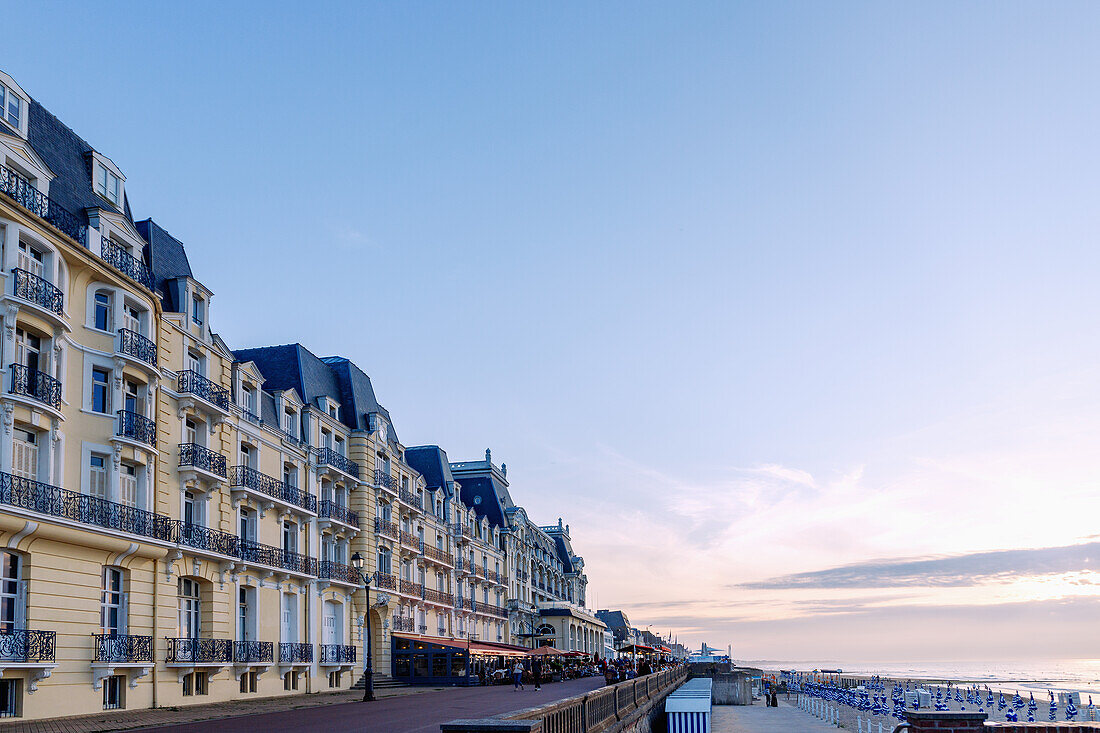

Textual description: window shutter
[15,580,27,629]
[119,591,128,635]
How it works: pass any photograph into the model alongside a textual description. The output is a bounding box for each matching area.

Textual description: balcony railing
[318,560,359,585]
[165,637,233,663]
[318,500,358,528]
[233,640,273,663]
[398,578,421,596]
[239,539,316,576]
[373,469,398,490]
[374,517,399,540]
[316,447,359,479]
[0,629,56,662]
[450,524,468,540]
[278,642,312,664]
[485,570,502,584]
[374,572,397,591]
[100,236,153,290]
[0,470,171,541]
[0,164,87,244]
[319,644,355,664]
[117,328,157,367]
[94,633,152,663]
[455,559,470,575]
[423,587,454,606]
[178,443,227,478]
[423,544,454,566]
[231,466,316,513]
[117,410,156,448]
[476,602,507,619]
[399,530,420,548]
[177,370,230,411]
[9,364,61,410]
[419,625,428,634]
[398,487,422,510]
[393,616,414,633]
[240,408,262,425]
[12,268,64,316]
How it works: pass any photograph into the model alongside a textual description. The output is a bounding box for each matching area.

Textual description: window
[91,368,110,413]
[101,568,125,635]
[282,522,297,554]
[0,82,22,130]
[328,404,337,419]
[89,454,107,498]
[239,508,255,542]
[191,295,204,326]
[102,675,124,710]
[119,464,137,507]
[184,419,198,445]
[239,443,254,469]
[15,329,40,371]
[240,670,257,693]
[377,547,391,575]
[0,678,20,718]
[283,671,299,691]
[123,304,140,334]
[183,491,200,526]
[94,291,111,331]
[283,464,298,488]
[283,409,296,438]
[178,578,201,638]
[97,167,121,206]
[16,242,42,278]
[328,671,341,688]
[183,671,208,696]
[187,350,202,375]
[0,552,25,636]
[11,430,36,482]
[238,587,254,641]
[124,380,141,415]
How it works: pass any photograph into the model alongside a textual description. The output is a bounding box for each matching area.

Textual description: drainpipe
[152,556,158,708]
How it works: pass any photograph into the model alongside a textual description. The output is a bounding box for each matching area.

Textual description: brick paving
[0,677,606,733]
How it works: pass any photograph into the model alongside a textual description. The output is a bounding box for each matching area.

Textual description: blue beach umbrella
[1027,693,1037,722]
[1048,691,1057,722]
[1012,692,1024,711]
[1005,707,1018,722]
[997,692,1006,712]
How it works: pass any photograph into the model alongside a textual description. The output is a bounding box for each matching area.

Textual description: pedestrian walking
[512,661,525,690]
[533,658,542,691]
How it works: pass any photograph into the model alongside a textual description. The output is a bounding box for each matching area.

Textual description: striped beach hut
[666,677,713,733]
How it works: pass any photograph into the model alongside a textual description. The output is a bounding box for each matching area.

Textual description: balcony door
[15,328,40,373]
[178,578,201,639]
[123,304,141,335]
[101,567,127,636]
[239,508,256,543]
[11,428,37,481]
[124,380,142,415]
[17,241,43,278]
[322,601,338,646]
[281,593,297,644]
[238,586,256,642]
[0,552,25,638]
[119,464,137,507]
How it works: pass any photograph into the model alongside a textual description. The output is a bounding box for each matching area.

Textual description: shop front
[392,634,471,686]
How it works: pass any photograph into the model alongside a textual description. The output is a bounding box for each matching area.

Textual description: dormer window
[0,81,22,131]
[191,295,204,326]
[96,166,121,206]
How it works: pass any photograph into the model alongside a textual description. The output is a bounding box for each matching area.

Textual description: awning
[617,644,658,654]
[468,641,531,658]
[391,632,468,652]
[526,646,567,656]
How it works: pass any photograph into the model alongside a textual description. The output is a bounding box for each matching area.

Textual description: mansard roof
[405,445,454,493]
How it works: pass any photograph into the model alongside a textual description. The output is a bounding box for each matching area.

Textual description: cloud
[738,541,1100,590]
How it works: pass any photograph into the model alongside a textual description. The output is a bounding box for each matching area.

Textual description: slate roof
[405,446,454,492]
[135,218,192,302]
[595,610,631,632]
[552,536,575,574]
[450,474,506,529]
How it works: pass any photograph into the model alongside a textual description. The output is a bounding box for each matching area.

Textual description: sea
[740,659,1100,698]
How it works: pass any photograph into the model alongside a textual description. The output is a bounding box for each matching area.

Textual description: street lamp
[351,552,374,702]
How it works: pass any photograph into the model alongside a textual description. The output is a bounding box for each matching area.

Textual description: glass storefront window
[413,654,429,677]
[433,654,448,677]
[451,653,467,677]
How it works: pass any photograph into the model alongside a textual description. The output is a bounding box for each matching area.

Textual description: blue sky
[8,2,1100,660]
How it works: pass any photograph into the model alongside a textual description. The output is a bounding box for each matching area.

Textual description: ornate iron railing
[100,236,153,290]
[399,578,421,596]
[374,517,399,540]
[0,629,55,662]
[399,530,420,548]
[177,370,230,410]
[455,558,470,575]
[230,466,316,513]
[393,616,414,633]
[319,644,355,664]
[450,523,469,540]
[169,520,239,556]
[117,328,157,366]
[423,587,454,606]
[318,560,359,585]
[373,469,398,490]
[278,642,312,664]
[423,544,454,566]
[398,487,422,510]
[117,410,156,447]
[0,163,86,244]
[239,539,316,575]
[375,572,397,591]
[318,500,358,527]
[233,640,273,663]
[316,447,359,479]
[476,602,507,619]
[165,637,233,663]
[0,470,171,541]
[8,364,61,410]
[178,443,227,478]
[12,268,63,315]
[240,408,262,425]
[94,633,152,663]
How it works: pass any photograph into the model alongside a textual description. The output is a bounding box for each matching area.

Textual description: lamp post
[351,553,374,702]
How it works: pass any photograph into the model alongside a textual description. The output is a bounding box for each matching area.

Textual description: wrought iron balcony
[450,523,469,540]
[374,517,399,540]
[233,640,273,664]
[117,410,156,447]
[0,163,86,244]
[418,624,428,634]
[100,236,153,290]
[165,637,233,664]
[318,500,358,528]
[374,572,397,591]
[170,520,240,556]
[230,465,316,513]
[278,642,312,664]
[398,487,422,510]
[8,364,61,410]
[178,443,227,478]
[316,447,359,479]
[240,408,262,425]
[477,602,507,619]
[0,470,171,541]
[393,616,414,633]
[423,587,454,606]
[12,267,64,316]
[455,558,471,575]
[94,633,152,663]
[117,328,157,367]
[399,530,420,549]
[398,578,421,596]
[318,560,359,585]
[177,370,230,411]
[239,539,317,576]
[423,544,454,566]
[0,629,56,662]
[319,644,356,664]
[373,469,398,490]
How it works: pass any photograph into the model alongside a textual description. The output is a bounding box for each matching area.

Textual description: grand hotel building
[0,69,602,720]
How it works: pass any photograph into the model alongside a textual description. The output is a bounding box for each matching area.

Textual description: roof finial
[485,448,491,462]
[501,463,507,476]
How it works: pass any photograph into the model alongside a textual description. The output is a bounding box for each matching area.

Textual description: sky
[7,1,1100,663]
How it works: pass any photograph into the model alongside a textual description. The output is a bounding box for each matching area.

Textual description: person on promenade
[532,658,543,691]
[512,660,525,690]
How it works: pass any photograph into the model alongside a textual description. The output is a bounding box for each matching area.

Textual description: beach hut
[667,677,713,733]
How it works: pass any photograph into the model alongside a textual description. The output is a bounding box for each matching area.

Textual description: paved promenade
[712,699,839,732]
[0,677,606,733]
